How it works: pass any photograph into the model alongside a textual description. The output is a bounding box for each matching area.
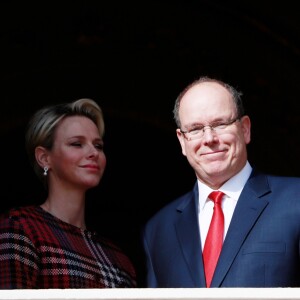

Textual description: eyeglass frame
[179,116,242,140]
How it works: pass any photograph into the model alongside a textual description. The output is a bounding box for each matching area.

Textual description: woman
[0,98,137,288]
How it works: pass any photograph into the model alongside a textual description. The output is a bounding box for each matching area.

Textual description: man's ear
[240,115,251,145]
[176,129,187,156]
[35,146,50,169]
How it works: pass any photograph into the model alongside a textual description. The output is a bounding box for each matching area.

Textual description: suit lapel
[175,184,207,287]
[212,171,271,287]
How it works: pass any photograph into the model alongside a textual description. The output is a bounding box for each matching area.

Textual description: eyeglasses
[180,117,240,141]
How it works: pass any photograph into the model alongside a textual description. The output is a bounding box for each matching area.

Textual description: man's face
[176,82,251,189]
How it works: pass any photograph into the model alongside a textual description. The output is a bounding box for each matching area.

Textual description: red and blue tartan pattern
[0,206,136,289]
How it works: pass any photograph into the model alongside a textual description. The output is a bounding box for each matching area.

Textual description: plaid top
[0,206,136,289]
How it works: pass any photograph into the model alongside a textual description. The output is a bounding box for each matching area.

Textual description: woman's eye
[95,143,104,150]
[71,142,82,147]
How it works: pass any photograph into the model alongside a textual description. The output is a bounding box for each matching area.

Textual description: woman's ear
[35,146,50,169]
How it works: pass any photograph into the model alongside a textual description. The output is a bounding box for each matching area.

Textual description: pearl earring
[43,166,48,176]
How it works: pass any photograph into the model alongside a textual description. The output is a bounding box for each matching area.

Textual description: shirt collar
[198,161,252,210]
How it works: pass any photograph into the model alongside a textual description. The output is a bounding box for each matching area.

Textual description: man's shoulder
[145,185,197,226]
[267,173,300,187]
[250,168,300,181]
[255,170,300,183]
[249,169,300,192]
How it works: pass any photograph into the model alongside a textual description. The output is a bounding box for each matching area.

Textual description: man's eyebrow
[185,118,225,128]
[184,122,204,129]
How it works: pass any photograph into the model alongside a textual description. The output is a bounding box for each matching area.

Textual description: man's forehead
[185,81,228,96]
[180,83,232,107]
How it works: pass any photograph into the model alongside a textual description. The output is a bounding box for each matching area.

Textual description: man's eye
[189,128,202,135]
[214,123,226,129]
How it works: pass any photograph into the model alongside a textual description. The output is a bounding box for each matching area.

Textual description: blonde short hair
[25,98,104,185]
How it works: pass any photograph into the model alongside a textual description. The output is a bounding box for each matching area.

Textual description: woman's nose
[87,144,99,157]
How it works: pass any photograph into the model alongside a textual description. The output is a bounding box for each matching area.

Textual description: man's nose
[202,126,217,142]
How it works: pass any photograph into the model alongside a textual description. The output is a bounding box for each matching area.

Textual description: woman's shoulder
[0,205,43,227]
[2,205,40,217]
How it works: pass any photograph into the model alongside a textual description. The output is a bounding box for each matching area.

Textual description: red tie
[203,191,225,287]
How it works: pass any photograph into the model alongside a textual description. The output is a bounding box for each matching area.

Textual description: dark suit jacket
[143,170,300,287]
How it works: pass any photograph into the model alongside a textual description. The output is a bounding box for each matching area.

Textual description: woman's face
[47,115,106,191]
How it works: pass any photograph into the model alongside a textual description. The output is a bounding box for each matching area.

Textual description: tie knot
[209,191,224,205]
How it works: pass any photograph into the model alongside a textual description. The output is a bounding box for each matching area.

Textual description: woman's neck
[41,191,86,229]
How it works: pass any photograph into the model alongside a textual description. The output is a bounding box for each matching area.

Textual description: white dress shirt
[198,161,252,250]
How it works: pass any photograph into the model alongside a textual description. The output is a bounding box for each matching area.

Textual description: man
[142,76,300,287]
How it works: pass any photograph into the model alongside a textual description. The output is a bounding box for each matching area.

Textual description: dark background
[1,1,300,286]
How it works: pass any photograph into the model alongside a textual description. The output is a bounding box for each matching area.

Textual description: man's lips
[201,149,225,156]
